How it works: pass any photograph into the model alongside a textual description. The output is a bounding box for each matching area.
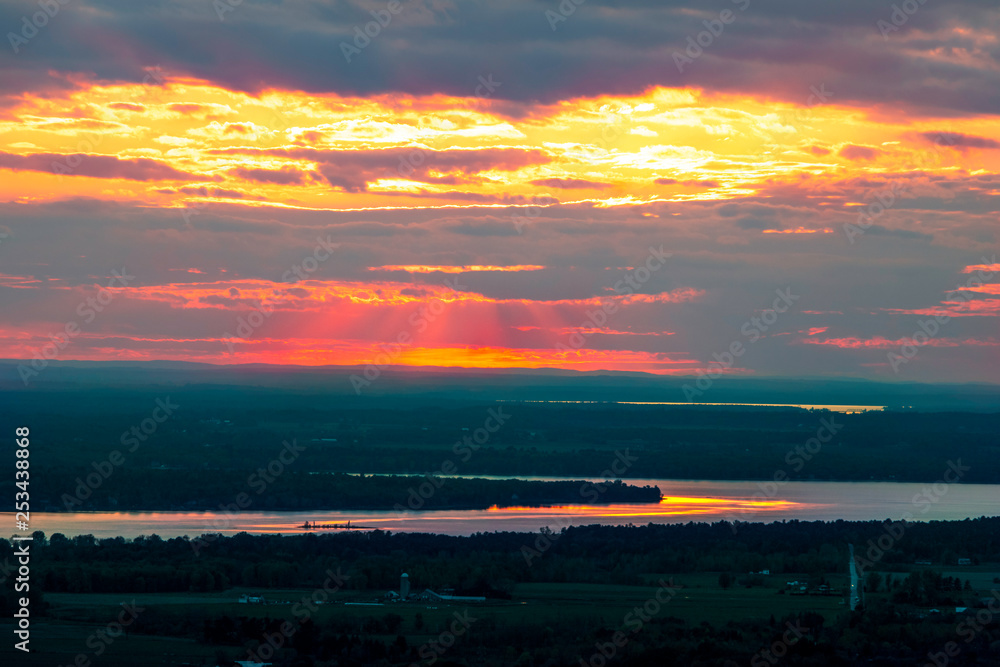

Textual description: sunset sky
[1,0,999,382]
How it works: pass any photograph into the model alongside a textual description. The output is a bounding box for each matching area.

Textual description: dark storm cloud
[1,0,999,114]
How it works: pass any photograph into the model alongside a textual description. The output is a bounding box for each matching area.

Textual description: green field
[0,574,860,665]
[8,567,997,665]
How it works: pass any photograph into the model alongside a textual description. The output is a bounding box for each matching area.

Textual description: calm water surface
[502,401,886,413]
[11,478,997,539]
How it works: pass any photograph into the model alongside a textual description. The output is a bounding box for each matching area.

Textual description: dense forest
[7,519,999,596]
[3,519,998,665]
[33,470,661,511]
[2,373,998,664]
[4,392,1000,514]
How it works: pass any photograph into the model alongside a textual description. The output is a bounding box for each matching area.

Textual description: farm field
[0,575,859,665]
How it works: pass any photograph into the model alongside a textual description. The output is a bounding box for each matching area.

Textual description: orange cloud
[799,336,1000,349]
[370,265,546,273]
[4,78,998,211]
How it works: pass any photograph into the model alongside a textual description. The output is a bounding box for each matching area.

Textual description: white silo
[400,573,410,598]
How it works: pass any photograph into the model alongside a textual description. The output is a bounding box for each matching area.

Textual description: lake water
[502,401,886,413]
[10,477,997,539]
